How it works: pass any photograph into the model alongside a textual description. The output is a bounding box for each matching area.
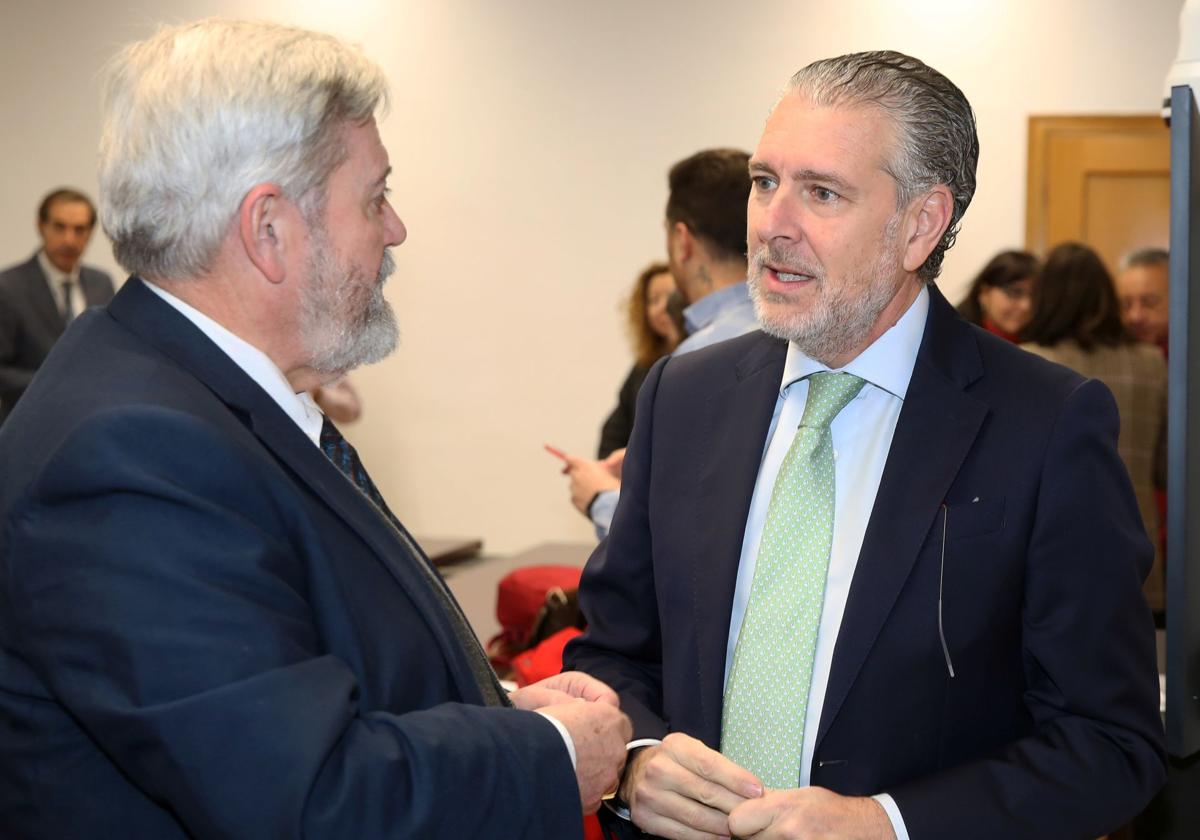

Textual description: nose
[749,187,801,248]
[384,203,406,247]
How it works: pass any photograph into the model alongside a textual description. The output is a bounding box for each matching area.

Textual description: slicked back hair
[785,50,979,283]
[38,188,97,229]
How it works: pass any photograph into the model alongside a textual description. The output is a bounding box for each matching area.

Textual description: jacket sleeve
[4,408,582,839]
[0,285,36,406]
[890,377,1166,839]
[567,357,671,742]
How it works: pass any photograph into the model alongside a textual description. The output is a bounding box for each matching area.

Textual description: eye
[812,186,839,203]
[751,175,777,192]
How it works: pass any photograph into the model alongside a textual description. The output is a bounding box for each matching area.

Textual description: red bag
[510,626,584,687]
[487,565,583,673]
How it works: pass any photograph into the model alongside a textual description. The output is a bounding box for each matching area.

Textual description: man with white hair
[0,19,629,838]
[568,50,1165,839]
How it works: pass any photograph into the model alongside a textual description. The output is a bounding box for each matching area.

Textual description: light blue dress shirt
[674,281,759,356]
[723,286,930,840]
[589,281,759,536]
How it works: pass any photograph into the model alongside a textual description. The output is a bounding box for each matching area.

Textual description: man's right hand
[540,700,633,814]
[622,732,763,840]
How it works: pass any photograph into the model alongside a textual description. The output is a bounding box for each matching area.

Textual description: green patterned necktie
[721,371,865,788]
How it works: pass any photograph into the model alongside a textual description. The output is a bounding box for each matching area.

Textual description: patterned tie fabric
[60,280,75,325]
[721,371,865,788]
[319,417,510,707]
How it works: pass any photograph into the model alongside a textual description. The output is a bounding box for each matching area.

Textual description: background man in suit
[562,149,758,537]
[0,19,629,838]
[566,51,1165,840]
[0,188,115,421]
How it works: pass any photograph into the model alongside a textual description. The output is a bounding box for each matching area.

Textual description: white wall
[0,0,1184,551]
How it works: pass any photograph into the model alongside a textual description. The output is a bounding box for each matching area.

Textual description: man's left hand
[509,671,621,710]
[727,787,896,840]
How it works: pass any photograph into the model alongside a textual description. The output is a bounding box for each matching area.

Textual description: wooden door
[1026,115,1170,271]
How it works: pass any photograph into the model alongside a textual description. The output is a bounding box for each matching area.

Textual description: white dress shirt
[724,286,930,840]
[141,280,325,443]
[37,250,83,320]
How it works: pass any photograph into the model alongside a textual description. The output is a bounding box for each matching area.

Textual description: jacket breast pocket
[942,496,1005,540]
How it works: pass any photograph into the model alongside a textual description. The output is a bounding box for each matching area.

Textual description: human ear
[239,183,291,285]
[901,186,953,274]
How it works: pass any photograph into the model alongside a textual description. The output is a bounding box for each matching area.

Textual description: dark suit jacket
[0,278,580,839]
[0,252,115,421]
[566,287,1165,839]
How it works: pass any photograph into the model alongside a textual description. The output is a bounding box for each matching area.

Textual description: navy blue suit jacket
[0,279,580,838]
[566,286,1165,839]
[0,252,114,421]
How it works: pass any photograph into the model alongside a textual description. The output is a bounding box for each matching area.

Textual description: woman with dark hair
[956,249,1039,341]
[1020,242,1167,608]
[596,262,682,458]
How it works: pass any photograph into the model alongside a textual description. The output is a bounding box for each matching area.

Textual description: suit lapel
[106,278,490,704]
[815,288,988,748]
[22,256,67,336]
[689,334,787,746]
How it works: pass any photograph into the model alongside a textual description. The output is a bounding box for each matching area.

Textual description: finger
[646,754,751,817]
[664,734,763,800]
[726,794,778,838]
[508,684,575,710]
[550,671,621,706]
[635,786,737,837]
[543,443,569,461]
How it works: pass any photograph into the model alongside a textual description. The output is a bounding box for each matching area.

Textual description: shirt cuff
[535,710,576,770]
[601,737,662,821]
[872,793,910,840]
[589,489,619,538]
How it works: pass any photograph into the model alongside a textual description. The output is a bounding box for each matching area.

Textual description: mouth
[764,264,817,284]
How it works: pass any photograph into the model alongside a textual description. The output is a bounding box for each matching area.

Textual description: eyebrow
[372,166,392,188]
[749,161,856,196]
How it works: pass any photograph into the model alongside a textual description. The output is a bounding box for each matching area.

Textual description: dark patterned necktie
[319,417,509,707]
[61,280,75,324]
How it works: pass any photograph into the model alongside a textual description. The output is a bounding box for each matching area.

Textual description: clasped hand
[621,733,895,839]
[509,671,632,814]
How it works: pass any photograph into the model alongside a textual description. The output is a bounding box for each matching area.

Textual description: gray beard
[748,219,901,365]
[300,245,399,376]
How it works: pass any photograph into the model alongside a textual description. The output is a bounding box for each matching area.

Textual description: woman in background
[1020,242,1167,609]
[596,262,682,458]
[957,249,1039,341]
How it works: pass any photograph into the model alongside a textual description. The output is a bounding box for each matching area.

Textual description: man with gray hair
[0,19,630,838]
[567,50,1164,839]
[1117,247,1171,351]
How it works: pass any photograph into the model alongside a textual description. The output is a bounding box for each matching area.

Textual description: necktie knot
[799,372,865,430]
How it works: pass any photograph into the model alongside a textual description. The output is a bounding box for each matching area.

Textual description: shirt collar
[141,280,326,446]
[781,283,929,400]
[37,248,80,285]
[683,281,750,335]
